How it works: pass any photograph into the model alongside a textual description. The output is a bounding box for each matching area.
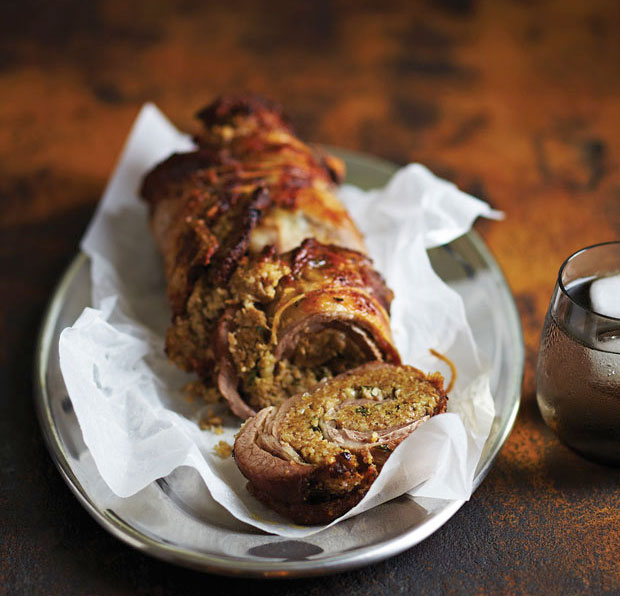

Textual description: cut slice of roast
[233,362,448,525]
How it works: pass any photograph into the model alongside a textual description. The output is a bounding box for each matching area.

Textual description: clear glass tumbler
[536,241,620,465]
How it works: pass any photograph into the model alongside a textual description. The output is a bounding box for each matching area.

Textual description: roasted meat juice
[537,278,620,465]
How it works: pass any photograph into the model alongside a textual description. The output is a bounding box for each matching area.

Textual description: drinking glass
[536,241,620,465]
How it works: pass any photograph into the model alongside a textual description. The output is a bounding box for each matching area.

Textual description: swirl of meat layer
[216,239,400,418]
[233,362,448,525]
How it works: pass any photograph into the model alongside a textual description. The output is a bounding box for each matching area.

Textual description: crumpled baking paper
[59,104,502,537]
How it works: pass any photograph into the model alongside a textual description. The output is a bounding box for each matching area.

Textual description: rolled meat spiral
[141,95,400,417]
[233,362,448,525]
[217,238,400,417]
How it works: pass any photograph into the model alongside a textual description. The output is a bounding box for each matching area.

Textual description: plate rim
[34,148,524,578]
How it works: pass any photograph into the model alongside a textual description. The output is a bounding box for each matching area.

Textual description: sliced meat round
[233,362,448,525]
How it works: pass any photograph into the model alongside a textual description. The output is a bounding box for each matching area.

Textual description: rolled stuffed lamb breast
[141,95,400,417]
[233,362,448,525]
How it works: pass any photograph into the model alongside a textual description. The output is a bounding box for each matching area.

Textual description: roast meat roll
[233,362,448,525]
[140,95,400,416]
[216,239,400,418]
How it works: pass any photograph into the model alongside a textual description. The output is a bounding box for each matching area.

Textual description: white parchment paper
[59,104,502,537]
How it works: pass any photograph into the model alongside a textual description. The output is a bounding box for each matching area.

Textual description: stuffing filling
[276,365,445,465]
[229,306,372,411]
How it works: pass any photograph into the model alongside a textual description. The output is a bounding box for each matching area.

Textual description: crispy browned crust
[141,94,363,316]
[285,237,394,315]
[233,362,448,525]
[272,238,398,362]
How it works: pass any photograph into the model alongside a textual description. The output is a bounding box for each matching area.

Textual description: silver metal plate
[34,149,524,578]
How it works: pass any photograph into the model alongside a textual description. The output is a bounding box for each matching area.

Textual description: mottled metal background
[1,1,619,594]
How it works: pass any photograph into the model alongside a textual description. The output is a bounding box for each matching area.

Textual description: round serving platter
[34,148,524,578]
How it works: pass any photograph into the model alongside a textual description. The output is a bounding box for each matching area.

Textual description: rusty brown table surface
[2,1,619,594]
